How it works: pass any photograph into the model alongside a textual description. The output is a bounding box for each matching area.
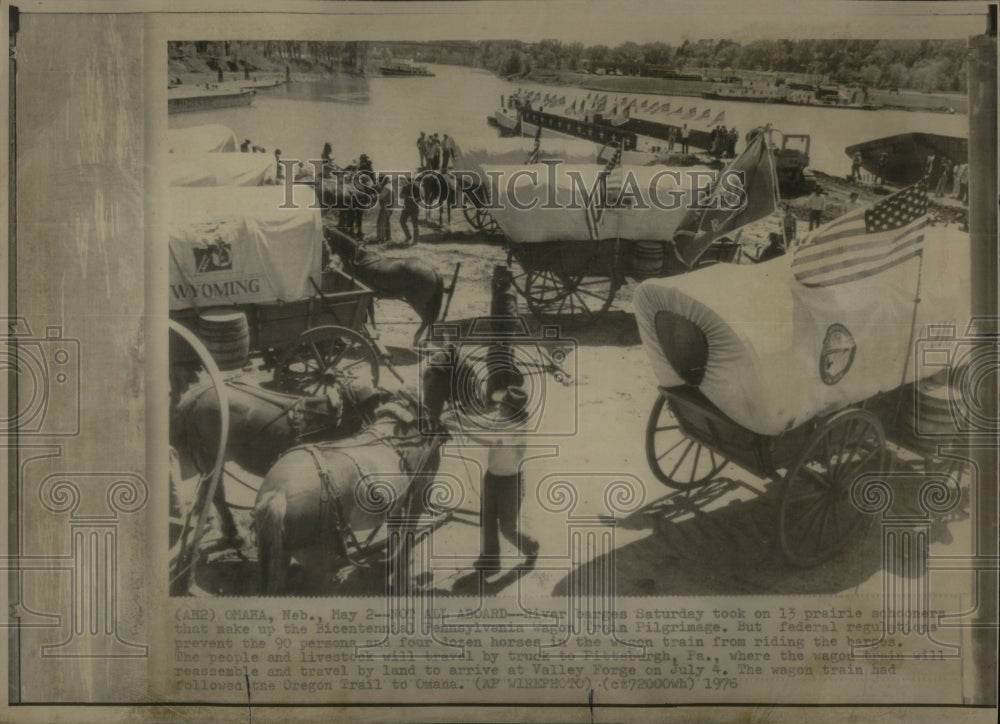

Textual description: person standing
[850,151,863,181]
[441,133,454,173]
[875,152,889,185]
[353,154,375,238]
[321,142,335,176]
[957,162,969,204]
[457,386,539,573]
[951,161,964,197]
[935,159,952,197]
[681,124,690,154]
[375,177,392,243]
[781,203,797,246]
[667,126,676,153]
[807,188,826,231]
[416,132,427,169]
[427,134,441,170]
[398,176,420,244]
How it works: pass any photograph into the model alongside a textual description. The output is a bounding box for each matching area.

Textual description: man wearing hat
[455,385,540,572]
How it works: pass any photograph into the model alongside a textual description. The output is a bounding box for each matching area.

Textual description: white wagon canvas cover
[166,123,240,154]
[634,225,971,436]
[168,152,277,187]
[168,186,323,311]
[484,163,714,244]
[449,136,601,178]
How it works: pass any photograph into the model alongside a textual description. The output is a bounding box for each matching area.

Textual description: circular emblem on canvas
[820,323,857,385]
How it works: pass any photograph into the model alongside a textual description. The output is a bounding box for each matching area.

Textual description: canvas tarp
[168,186,323,311]
[484,163,714,244]
[168,153,276,187]
[450,137,601,178]
[167,124,239,154]
[633,225,971,436]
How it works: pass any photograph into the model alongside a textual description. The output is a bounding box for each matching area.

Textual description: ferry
[703,78,881,110]
[168,87,255,114]
[380,62,435,77]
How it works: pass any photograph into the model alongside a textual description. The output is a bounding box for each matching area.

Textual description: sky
[70,0,990,45]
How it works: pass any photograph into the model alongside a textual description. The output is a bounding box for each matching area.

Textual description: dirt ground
[175,173,972,599]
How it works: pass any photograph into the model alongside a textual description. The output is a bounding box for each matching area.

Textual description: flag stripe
[792,220,925,270]
[794,233,924,284]
[793,229,925,283]
[796,243,924,287]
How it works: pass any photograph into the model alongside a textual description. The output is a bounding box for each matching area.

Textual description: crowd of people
[314,140,425,246]
[416,131,456,171]
[926,153,969,203]
[709,125,740,158]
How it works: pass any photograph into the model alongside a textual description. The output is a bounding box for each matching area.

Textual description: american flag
[526,124,542,164]
[791,182,928,287]
[584,141,623,240]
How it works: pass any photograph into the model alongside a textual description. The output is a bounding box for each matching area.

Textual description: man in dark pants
[460,386,539,573]
[398,176,420,244]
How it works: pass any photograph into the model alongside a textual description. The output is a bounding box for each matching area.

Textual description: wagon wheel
[779,408,886,567]
[645,393,728,490]
[462,206,500,235]
[523,268,619,326]
[274,326,380,396]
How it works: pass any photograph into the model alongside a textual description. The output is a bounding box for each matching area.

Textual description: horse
[324,225,444,347]
[170,376,394,547]
[417,169,456,230]
[253,350,479,594]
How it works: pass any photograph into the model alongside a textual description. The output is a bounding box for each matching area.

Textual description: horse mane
[368,388,422,433]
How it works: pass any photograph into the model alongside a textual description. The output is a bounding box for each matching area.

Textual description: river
[168,63,968,178]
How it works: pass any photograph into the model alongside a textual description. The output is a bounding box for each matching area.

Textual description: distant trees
[169,38,968,92]
[475,37,968,91]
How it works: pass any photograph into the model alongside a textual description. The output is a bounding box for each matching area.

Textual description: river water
[168,63,968,178]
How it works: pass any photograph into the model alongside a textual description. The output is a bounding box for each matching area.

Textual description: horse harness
[289,396,445,568]
[223,378,342,442]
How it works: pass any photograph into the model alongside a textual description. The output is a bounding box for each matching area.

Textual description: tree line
[415,38,968,93]
[170,39,967,93]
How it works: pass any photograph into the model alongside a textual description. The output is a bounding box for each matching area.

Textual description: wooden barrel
[629,241,666,278]
[197,308,249,371]
[899,377,961,454]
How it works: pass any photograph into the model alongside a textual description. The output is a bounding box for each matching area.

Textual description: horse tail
[427,270,445,325]
[414,270,445,346]
[255,491,289,594]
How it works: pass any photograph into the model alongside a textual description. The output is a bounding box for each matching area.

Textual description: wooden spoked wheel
[463,206,500,234]
[645,394,729,490]
[779,408,886,567]
[274,326,380,396]
[520,268,618,326]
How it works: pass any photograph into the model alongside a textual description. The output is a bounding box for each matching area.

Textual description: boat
[845,132,968,186]
[494,106,520,133]
[168,88,255,114]
[702,78,882,110]
[379,61,434,77]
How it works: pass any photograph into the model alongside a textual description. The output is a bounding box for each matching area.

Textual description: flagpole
[765,126,789,252]
[888,237,926,458]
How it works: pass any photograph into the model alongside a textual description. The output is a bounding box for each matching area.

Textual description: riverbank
[511,68,968,114]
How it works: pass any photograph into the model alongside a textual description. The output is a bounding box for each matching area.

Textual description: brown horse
[324,225,444,347]
[253,351,476,594]
[170,376,393,546]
